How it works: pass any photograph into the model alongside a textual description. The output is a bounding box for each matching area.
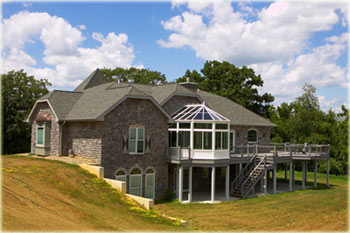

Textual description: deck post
[239,163,242,183]
[175,166,179,198]
[264,169,267,194]
[273,166,277,194]
[225,165,230,201]
[302,161,305,189]
[326,159,329,187]
[292,161,295,185]
[314,160,317,188]
[289,161,293,191]
[211,166,216,203]
[260,177,264,193]
[305,161,308,186]
[263,156,267,194]
[188,166,193,202]
[284,163,287,182]
[179,166,183,202]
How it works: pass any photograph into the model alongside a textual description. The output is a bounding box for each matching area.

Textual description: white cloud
[159,0,348,109]
[1,11,136,89]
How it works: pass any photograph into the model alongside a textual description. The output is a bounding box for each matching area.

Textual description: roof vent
[179,79,199,92]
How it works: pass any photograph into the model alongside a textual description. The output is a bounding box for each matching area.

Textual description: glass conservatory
[168,103,231,160]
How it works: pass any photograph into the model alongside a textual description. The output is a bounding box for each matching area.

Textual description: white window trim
[247,128,258,143]
[145,172,155,199]
[215,131,229,150]
[129,127,145,154]
[129,173,143,197]
[36,123,45,147]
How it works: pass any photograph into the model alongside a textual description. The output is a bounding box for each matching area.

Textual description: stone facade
[30,102,60,156]
[101,98,169,200]
[61,121,103,163]
[230,125,271,153]
[162,95,201,115]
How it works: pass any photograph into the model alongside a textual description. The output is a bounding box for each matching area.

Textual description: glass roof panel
[171,103,230,122]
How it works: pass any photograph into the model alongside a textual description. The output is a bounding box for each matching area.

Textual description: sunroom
[167,103,231,161]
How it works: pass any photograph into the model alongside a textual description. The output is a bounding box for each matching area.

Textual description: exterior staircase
[231,154,274,198]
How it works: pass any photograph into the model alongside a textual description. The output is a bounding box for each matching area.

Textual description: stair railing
[231,154,257,193]
[241,155,266,198]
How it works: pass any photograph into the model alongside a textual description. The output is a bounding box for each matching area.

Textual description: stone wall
[101,98,169,200]
[231,125,271,153]
[62,121,103,163]
[30,102,60,155]
[162,95,201,115]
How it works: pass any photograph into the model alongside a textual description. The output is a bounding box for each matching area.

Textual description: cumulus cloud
[159,0,348,108]
[1,11,136,89]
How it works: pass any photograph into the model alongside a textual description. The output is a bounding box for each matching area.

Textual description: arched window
[247,129,258,143]
[115,170,126,182]
[145,169,155,199]
[129,168,142,196]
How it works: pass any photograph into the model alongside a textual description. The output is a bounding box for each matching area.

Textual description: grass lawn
[154,170,348,231]
[2,155,184,231]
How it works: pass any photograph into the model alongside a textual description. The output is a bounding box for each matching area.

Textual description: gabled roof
[27,69,276,127]
[73,69,109,91]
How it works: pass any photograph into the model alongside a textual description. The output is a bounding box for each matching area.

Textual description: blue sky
[2,1,349,112]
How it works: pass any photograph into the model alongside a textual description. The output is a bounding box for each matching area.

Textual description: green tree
[177,61,274,117]
[269,83,349,175]
[101,67,167,85]
[2,70,51,154]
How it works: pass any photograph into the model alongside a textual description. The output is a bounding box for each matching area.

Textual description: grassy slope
[2,155,183,231]
[155,171,348,231]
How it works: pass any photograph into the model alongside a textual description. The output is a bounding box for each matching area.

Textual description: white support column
[263,169,267,194]
[225,165,230,201]
[273,166,277,194]
[326,159,330,187]
[211,167,216,203]
[289,161,293,191]
[302,161,305,190]
[239,163,242,183]
[292,162,295,185]
[175,167,179,198]
[179,166,183,202]
[305,161,308,185]
[314,160,317,188]
[188,166,193,202]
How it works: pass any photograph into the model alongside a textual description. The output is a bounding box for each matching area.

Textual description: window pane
[216,124,228,129]
[137,128,144,140]
[215,132,221,149]
[178,131,190,148]
[37,127,44,145]
[204,132,212,149]
[168,123,177,128]
[130,128,136,140]
[129,141,136,153]
[179,123,190,129]
[137,140,144,153]
[168,131,177,147]
[194,132,202,149]
[131,168,141,174]
[248,130,257,142]
[194,123,212,129]
[116,175,126,182]
[116,170,125,176]
[222,132,228,149]
[202,168,208,178]
[221,167,226,177]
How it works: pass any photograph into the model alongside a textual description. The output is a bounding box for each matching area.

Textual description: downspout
[59,120,66,156]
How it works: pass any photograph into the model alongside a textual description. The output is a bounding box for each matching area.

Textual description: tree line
[2,61,348,175]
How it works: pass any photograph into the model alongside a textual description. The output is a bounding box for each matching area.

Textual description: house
[26,69,330,202]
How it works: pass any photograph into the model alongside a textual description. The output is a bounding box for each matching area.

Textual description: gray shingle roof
[28,69,275,127]
[73,69,109,92]
[197,90,275,127]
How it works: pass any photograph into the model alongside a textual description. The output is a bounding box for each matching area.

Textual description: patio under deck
[170,143,330,203]
[181,181,314,204]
